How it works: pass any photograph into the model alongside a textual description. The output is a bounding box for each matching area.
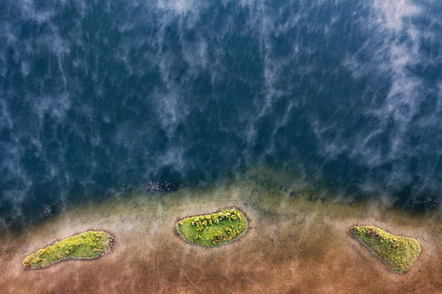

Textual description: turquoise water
[1,0,441,228]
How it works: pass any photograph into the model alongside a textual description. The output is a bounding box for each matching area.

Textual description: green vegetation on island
[177,208,248,247]
[23,231,113,269]
[350,226,421,273]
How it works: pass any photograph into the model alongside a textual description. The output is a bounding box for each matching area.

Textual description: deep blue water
[1,0,442,228]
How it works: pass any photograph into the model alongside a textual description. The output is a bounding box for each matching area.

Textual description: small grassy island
[350,226,422,273]
[23,231,113,269]
[177,208,248,247]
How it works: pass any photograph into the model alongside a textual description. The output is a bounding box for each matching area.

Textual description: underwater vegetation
[23,231,113,269]
[350,226,422,273]
[176,209,248,247]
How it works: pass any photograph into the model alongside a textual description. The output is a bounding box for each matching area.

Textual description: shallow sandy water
[1,168,441,293]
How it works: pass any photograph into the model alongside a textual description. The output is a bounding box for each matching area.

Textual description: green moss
[350,226,421,273]
[177,208,248,247]
[23,231,113,269]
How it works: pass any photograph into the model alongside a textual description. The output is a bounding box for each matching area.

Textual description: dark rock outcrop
[145,181,178,192]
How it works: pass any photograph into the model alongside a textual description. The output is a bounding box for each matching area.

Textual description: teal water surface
[1,0,441,228]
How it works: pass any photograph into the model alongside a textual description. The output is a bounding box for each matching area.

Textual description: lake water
[1,0,442,230]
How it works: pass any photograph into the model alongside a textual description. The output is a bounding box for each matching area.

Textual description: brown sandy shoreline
[0,170,440,293]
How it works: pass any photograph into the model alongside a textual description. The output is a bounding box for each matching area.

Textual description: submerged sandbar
[2,167,440,293]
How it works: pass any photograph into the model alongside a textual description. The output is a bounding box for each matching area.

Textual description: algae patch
[177,208,248,247]
[23,231,113,269]
[350,226,421,273]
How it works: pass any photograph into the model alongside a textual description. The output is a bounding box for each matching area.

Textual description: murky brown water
[1,168,441,293]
